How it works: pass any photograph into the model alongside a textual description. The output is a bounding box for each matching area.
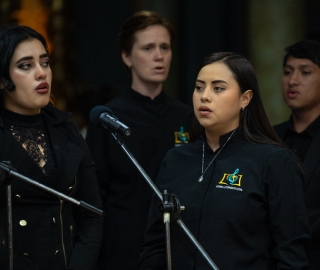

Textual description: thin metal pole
[164,215,172,270]
[6,185,13,270]
[177,219,219,270]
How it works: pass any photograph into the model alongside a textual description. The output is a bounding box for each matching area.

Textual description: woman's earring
[241,107,245,111]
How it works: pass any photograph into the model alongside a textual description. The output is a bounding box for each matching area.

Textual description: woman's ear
[121,50,132,68]
[241,89,253,109]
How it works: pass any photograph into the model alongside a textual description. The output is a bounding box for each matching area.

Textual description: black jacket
[0,105,103,270]
[86,88,193,269]
[140,131,310,270]
[274,120,320,269]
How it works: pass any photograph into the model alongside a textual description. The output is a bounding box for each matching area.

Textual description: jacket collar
[0,105,71,128]
[40,105,72,125]
[128,87,167,105]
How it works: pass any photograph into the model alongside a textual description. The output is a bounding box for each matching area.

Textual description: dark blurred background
[1,0,319,131]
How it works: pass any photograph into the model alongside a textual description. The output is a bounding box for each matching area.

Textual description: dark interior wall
[306,0,320,40]
[75,0,133,90]
[177,0,248,104]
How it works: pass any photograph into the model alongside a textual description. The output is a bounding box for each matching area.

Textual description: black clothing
[0,105,103,270]
[140,130,310,270]
[85,88,193,269]
[275,116,320,162]
[274,116,320,269]
[2,108,56,177]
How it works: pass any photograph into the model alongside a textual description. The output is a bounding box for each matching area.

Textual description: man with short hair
[274,39,320,269]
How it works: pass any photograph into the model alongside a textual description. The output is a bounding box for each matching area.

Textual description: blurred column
[248,0,305,125]
[0,0,12,24]
[49,0,80,111]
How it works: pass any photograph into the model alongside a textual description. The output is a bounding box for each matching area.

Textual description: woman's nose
[200,88,210,102]
[154,48,164,60]
[35,65,47,80]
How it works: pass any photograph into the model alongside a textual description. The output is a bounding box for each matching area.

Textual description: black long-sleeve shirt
[0,106,103,270]
[140,130,310,270]
[86,88,193,269]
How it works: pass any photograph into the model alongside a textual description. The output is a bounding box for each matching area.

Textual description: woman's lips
[199,106,212,116]
[35,82,49,94]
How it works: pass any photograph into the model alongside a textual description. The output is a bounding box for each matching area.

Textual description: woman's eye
[41,61,50,67]
[214,87,224,92]
[18,63,31,70]
[195,85,204,91]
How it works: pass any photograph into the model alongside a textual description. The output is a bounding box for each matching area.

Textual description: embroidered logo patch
[174,126,189,145]
[216,168,243,191]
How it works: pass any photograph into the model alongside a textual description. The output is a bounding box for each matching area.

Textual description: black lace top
[2,108,56,177]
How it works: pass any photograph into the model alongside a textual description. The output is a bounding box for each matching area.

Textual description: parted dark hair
[283,39,320,67]
[118,10,175,55]
[0,24,48,92]
[191,52,283,146]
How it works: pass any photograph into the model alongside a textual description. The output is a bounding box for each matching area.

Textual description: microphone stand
[110,132,219,270]
[0,161,104,270]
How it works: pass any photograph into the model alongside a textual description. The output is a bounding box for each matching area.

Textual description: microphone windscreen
[89,105,113,127]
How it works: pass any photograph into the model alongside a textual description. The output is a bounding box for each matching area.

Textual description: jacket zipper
[61,175,77,264]
[69,175,77,196]
[70,225,74,249]
[59,198,67,267]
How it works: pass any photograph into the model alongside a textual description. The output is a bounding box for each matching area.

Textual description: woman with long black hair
[140,52,310,269]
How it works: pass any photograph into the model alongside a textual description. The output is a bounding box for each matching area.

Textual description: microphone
[89,105,131,136]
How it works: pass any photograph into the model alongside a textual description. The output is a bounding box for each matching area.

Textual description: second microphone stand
[110,132,219,270]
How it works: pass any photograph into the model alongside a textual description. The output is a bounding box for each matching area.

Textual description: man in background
[274,39,320,269]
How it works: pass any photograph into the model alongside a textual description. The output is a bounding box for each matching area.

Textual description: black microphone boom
[89,106,131,136]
